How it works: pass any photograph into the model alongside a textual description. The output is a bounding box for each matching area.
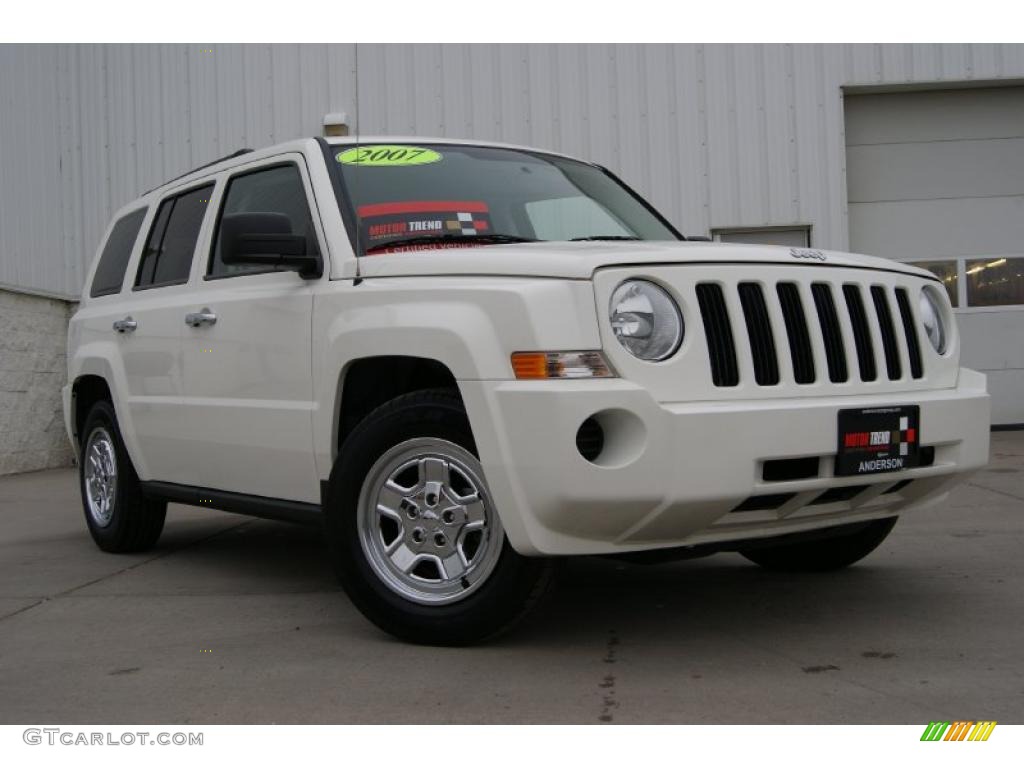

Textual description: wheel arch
[69,358,148,479]
[331,355,464,460]
[71,374,113,446]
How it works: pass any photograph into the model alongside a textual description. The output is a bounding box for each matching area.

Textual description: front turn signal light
[511,351,616,380]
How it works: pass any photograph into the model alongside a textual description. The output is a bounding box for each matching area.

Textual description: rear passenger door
[118,182,214,485]
[180,156,322,503]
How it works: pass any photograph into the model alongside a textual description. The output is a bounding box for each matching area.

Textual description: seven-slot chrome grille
[697,279,926,389]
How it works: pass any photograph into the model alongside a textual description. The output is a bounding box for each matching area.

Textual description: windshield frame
[316,138,685,257]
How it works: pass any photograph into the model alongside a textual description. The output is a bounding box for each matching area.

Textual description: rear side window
[90,208,146,297]
[135,184,214,289]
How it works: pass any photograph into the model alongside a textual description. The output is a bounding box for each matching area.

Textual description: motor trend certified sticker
[337,145,443,166]
[357,200,492,250]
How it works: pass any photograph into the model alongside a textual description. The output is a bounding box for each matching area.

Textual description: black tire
[324,388,557,645]
[78,400,166,553]
[740,517,898,572]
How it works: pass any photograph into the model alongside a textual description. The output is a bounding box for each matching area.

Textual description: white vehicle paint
[63,137,990,643]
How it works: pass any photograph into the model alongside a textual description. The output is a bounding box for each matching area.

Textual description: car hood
[353,241,934,281]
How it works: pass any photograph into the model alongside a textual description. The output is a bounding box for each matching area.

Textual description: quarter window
[208,165,319,278]
[135,184,214,289]
[90,208,147,297]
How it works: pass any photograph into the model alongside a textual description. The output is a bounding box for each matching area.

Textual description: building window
[966,257,1024,308]
[525,197,632,241]
[908,260,959,307]
[712,226,811,248]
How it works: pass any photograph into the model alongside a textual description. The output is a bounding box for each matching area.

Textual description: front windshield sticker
[358,201,492,253]
[337,145,443,167]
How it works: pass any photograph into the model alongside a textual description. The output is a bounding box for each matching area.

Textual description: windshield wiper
[569,235,643,241]
[366,233,538,254]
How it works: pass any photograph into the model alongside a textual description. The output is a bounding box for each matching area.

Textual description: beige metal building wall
[3,43,1024,298]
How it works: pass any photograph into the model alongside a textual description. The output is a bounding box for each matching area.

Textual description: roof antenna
[353,42,362,266]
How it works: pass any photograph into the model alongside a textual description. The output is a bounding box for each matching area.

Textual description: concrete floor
[1,433,1022,724]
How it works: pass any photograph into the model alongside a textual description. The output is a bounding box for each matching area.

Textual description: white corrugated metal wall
[2,43,1024,297]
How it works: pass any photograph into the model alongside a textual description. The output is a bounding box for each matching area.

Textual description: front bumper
[460,368,990,556]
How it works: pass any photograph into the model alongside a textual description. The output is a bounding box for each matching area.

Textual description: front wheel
[324,389,556,645]
[740,517,898,572]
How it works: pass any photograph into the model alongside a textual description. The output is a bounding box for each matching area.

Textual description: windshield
[332,143,681,255]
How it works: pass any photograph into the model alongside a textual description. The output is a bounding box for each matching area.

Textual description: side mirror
[220,212,321,278]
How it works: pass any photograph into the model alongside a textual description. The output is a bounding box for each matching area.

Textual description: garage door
[845,86,1024,426]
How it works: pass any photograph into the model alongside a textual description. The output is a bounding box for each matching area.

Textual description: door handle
[112,317,137,333]
[185,308,217,328]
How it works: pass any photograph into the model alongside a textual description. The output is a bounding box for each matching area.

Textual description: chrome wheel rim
[84,427,117,528]
[358,438,504,605]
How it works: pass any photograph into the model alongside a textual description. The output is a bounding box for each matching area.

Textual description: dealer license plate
[835,405,920,476]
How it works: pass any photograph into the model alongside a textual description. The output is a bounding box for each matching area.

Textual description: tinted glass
[136,200,172,287]
[90,208,146,297]
[209,165,318,277]
[966,257,1024,307]
[908,259,959,307]
[334,143,679,255]
[136,184,213,288]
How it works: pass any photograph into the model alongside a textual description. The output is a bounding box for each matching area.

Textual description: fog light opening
[575,417,605,462]
[575,409,647,468]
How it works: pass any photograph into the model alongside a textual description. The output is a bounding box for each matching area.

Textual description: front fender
[311,276,601,477]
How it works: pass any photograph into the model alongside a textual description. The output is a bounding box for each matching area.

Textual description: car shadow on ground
[146,513,958,651]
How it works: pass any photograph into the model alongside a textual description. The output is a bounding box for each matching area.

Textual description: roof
[139,138,319,202]
[138,135,590,205]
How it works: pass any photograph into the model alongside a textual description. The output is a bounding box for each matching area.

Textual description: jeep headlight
[609,279,683,361]
[918,285,947,354]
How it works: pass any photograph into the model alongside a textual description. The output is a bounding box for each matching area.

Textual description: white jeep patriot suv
[64,137,990,644]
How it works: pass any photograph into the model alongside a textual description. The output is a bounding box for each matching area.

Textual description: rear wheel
[79,400,166,553]
[325,389,556,645]
[740,517,898,572]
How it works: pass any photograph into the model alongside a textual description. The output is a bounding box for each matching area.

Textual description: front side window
[333,143,680,255]
[208,164,320,278]
[90,208,147,297]
[135,184,213,289]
